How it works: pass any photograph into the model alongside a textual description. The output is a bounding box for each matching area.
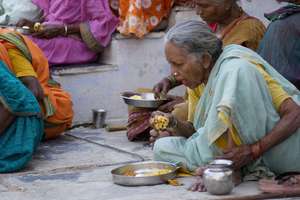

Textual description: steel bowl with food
[121,91,169,108]
[111,161,179,186]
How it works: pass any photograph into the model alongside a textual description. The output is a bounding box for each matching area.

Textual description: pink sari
[31,0,119,65]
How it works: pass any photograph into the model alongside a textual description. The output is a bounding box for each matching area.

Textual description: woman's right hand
[153,77,173,97]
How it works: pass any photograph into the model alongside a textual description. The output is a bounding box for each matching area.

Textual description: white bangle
[64,24,68,36]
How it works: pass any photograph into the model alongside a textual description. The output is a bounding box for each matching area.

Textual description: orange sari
[118,0,173,38]
[0,29,73,139]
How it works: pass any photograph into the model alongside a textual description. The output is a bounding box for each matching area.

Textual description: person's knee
[153,137,173,160]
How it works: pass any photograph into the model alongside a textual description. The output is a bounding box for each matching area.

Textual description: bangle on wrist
[33,22,42,32]
[251,141,262,160]
[64,24,68,36]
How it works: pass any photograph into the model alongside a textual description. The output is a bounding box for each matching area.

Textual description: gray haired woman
[150,20,300,190]
[153,0,265,121]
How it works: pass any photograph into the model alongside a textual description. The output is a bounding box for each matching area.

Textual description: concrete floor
[0,128,298,200]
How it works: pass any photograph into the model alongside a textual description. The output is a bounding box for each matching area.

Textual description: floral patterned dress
[117,0,173,38]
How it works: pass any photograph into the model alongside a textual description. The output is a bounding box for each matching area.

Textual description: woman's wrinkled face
[165,42,207,89]
[195,0,230,24]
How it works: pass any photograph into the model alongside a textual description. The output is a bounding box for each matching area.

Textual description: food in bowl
[129,95,143,100]
[123,168,173,177]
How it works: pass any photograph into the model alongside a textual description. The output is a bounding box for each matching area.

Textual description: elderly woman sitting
[151,21,300,188]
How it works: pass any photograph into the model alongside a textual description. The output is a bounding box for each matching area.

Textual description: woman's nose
[171,68,177,76]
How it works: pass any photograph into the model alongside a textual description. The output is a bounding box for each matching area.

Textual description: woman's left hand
[150,111,177,130]
[219,145,253,170]
[32,24,65,39]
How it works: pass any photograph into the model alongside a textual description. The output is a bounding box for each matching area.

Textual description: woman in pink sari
[17,0,119,65]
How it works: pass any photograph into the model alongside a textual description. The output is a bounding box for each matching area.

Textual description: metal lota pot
[203,159,234,195]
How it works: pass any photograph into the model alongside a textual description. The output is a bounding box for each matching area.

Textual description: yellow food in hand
[151,115,169,131]
[129,95,142,100]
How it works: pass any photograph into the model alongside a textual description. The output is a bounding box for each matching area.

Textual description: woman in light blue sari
[151,21,300,185]
[0,61,43,173]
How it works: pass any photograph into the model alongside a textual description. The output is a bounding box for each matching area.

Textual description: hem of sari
[79,22,104,53]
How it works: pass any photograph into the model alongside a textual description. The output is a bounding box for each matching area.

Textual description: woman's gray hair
[165,20,223,62]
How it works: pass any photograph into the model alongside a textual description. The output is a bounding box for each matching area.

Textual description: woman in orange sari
[116,0,174,38]
[0,28,73,139]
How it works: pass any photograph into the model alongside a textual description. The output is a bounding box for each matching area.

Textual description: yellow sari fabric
[7,48,37,78]
[220,14,266,51]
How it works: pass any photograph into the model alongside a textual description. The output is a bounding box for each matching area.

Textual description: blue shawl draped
[0,61,43,173]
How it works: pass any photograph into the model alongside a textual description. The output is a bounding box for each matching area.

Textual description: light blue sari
[154,45,300,174]
[0,61,43,173]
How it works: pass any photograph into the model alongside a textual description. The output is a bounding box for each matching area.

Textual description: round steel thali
[111,161,179,186]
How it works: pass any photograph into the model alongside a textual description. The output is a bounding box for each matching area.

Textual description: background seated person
[113,0,173,38]
[258,0,300,89]
[17,0,119,65]
[0,28,73,139]
[0,61,43,173]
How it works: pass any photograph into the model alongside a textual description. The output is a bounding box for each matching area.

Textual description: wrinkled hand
[218,145,253,170]
[158,95,184,113]
[150,111,177,130]
[149,129,172,143]
[153,77,173,97]
[20,76,44,101]
[32,24,64,39]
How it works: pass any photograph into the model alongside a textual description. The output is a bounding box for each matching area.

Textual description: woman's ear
[201,53,212,70]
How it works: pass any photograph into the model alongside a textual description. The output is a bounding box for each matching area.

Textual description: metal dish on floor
[111,161,179,186]
[121,91,169,108]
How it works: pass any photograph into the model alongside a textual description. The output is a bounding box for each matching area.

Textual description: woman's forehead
[166,42,187,55]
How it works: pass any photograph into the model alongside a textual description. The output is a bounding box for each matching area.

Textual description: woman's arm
[171,118,196,138]
[221,98,300,169]
[257,98,300,155]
